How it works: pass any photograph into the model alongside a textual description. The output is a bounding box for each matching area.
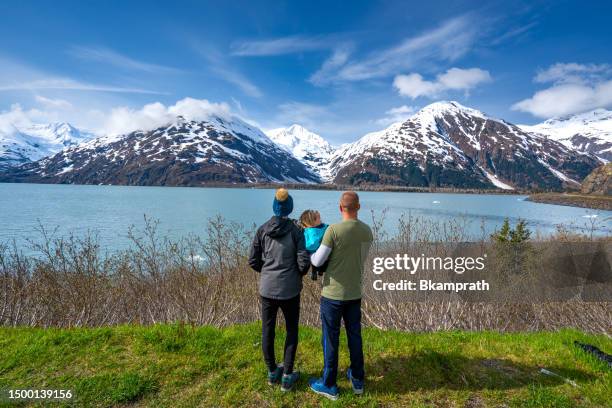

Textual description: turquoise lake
[0,183,610,253]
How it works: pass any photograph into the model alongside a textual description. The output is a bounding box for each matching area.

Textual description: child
[299,210,329,279]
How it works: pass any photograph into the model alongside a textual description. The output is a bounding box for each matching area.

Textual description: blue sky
[0,0,611,144]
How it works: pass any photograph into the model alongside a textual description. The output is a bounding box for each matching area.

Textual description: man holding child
[249,189,373,400]
[308,191,373,400]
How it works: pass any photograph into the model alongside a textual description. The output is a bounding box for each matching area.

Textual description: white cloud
[0,103,66,134]
[69,46,182,73]
[309,46,352,86]
[230,97,244,113]
[375,105,415,126]
[0,97,237,137]
[393,68,491,99]
[534,62,611,84]
[231,35,354,90]
[394,74,439,99]
[102,97,232,135]
[231,36,329,56]
[490,21,538,45]
[35,95,73,110]
[513,62,612,118]
[212,67,263,98]
[0,56,165,95]
[437,68,492,89]
[0,104,33,134]
[314,15,482,84]
[193,44,263,98]
[0,78,165,94]
[275,101,331,129]
[512,81,612,118]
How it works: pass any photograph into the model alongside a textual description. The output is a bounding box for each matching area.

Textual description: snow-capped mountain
[0,115,320,185]
[0,122,94,170]
[329,101,600,190]
[520,109,612,162]
[266,124,334,180]
[0,102,602,190]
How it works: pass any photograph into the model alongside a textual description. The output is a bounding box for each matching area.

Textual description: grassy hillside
[0,323,610,407]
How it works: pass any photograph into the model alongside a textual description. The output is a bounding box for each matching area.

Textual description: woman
[248,188,310,391]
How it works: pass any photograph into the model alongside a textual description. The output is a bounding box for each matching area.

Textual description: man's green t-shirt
[321,218,373,301]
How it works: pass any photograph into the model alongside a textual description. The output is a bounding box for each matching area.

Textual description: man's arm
[311,226,334,267]
[310,244,331,267]
[248,228,264,272]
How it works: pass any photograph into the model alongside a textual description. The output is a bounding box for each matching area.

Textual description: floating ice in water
[432,200,440,204]
[582,214,598,218]
[191,254,206,263]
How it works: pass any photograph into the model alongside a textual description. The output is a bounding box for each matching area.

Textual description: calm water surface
[0,183,610,252]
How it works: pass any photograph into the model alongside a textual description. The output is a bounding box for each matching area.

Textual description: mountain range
[0,116,319,185]
[0,102,608,190]
[520,109,612,162]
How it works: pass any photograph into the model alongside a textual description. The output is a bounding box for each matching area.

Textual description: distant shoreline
[0,180,531,195]
[251,182,526,195]
[526,193,612,211]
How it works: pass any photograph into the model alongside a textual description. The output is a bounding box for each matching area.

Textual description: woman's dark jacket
[248,216,310,299]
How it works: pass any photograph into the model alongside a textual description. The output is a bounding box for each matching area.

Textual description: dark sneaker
[281,371,300,392]
[347,368,364,395]
[267,365,283,385]
[309,377,339,400]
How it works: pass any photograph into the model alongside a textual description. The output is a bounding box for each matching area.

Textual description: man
[308,191,373,400]
[248,188,310,392]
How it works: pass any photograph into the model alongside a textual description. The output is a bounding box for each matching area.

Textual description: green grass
[0,323,610,407]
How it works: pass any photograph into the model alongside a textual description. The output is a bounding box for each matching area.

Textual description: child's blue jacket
[304,224,328,253]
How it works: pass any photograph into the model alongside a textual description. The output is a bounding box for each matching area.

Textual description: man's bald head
[340,191,360,214]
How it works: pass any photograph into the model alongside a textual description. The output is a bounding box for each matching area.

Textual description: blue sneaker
[281,371,300,392]
[267,365,283,385]
[347,368,364,395]
[309,378,339,400]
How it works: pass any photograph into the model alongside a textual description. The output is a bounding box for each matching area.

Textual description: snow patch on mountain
[480,167,514,190]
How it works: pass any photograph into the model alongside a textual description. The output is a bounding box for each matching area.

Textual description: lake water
[0,183,610,253]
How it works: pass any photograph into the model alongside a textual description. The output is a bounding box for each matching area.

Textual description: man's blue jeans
[320,296,364,387]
